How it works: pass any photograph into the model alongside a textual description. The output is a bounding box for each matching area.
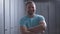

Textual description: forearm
[21,31,35,34]
[28,24,46,33]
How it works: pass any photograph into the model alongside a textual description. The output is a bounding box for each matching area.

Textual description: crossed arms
[20,21,47,34]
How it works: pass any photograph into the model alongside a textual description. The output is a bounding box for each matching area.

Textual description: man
[20,1,47,34]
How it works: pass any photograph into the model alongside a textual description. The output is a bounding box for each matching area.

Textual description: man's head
[25,1,36,15]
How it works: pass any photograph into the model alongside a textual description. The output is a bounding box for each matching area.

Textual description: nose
[30,7,34,11]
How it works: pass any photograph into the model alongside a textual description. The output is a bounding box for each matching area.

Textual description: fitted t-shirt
[20,14,45,34]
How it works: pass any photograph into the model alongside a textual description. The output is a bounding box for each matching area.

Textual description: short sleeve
[38,15,45,22]
[19,19,26,26]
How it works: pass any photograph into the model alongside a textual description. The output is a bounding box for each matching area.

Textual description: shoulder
[35,14,45,18]
[19,16,27,25]
[34,14,45,21]
[20,16,27,22]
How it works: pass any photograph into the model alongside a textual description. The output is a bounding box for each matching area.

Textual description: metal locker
[0,0,5,34]
[5,0,11,34]
[4,0,25,34]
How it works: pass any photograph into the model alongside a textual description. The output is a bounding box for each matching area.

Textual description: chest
[24,18,39,28]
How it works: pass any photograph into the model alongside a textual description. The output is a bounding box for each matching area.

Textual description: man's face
[26,3,36,15]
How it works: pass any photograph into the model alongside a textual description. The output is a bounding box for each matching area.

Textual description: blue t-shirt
[20,14,45,34]
[20,14,45,29]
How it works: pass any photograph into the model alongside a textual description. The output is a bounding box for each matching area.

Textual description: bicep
[38,15,47,28]
[39,21,47,30]
[39,21,47,27]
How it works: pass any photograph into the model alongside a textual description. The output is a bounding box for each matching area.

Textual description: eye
[32,7,34,8]
[27,6,34,9]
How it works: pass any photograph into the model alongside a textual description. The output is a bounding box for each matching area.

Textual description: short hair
[25,1,35,6]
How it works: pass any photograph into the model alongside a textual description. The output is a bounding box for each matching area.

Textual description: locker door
[0,0,25,34]
[5,0,11,34]
[10,0,25,34]
[5,0,25,34]
[0,0,4,34]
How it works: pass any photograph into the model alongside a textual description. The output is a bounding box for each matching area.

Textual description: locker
[0,0,4,34]
[5,0,25,34]
[0,0,25,34]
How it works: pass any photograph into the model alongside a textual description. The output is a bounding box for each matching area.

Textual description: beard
[27,11,34,15]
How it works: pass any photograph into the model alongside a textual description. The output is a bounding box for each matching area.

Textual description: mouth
[28,11,33,15]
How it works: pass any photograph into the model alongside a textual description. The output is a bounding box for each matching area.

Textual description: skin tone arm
[20,26,36,34]
[28,20,47,34]
[20,21,47,34]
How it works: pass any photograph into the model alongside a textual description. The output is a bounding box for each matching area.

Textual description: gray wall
[56,0,60,34]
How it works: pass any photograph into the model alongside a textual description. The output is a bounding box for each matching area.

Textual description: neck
[28,14,34,18]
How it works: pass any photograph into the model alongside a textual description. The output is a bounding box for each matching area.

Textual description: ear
[34,4,36,10]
